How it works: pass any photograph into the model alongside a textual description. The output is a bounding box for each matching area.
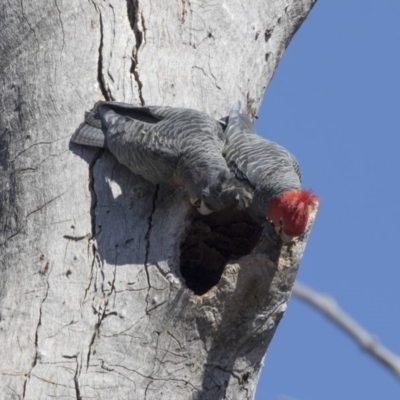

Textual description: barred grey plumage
[71,102,248,214]
[222,101,302,224]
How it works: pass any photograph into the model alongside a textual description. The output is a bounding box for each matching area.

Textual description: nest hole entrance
[180,210,263,295]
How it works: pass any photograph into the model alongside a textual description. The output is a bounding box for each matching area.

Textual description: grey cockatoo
[71,102,249,214]
[222,101,318,242]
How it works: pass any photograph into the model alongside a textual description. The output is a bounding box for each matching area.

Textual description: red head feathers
[267,189,319,238]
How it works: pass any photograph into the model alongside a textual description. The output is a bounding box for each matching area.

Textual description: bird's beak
[275,226,295,243]
[190,197,201,207]
[190,197,213,215]
[197,201,213,215]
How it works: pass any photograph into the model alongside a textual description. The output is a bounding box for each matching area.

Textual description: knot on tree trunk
[180,210,263,295]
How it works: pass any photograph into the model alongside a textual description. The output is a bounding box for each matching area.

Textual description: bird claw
[190,198,213,215]
[190,197,201,208]
[197,201,213,215]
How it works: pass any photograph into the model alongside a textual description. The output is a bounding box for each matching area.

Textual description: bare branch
[293,282,400,379]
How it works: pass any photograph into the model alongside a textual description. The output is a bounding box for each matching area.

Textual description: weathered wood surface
[0,0,317,399]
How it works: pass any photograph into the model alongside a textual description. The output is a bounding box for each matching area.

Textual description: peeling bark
[0,0,317,399]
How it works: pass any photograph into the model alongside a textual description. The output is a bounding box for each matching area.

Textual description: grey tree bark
[0,1,317,399]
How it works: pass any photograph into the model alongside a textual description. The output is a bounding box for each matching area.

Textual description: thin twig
[292,282,400,379]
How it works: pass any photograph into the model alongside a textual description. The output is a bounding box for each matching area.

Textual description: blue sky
[254,1,400,399]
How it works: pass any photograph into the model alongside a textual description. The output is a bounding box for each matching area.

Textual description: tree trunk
[0,0,317,399]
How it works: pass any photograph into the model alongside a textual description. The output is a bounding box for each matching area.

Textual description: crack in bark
[99,360,140,388]
[86,297,111,370]
[61,354,79,359]
[144,381,151,400]
[146,300,167,314]
[88,149,103,239]
[231,371,250,399]
[166,330,183,349]
[22,277,50,399]
[127,0,146,105]
[92,4,113,101]
[25,191,67,219]
[74,357,82,400]
[0,226,24,247]
[208,59,221,90]
[27,374,71,388]
[86,257,116,369]
[192,63,221,90]
[63,235,88,241]
[11,137,69,163]
[155,332,189,365]
[143,185,158,293]
[86,331,96,370]
[110,247,118,303]
[83,242,98,301]
[143,185,162,315]
[108,362,199,392]
[14,150,70,179]
[83,236,108,370]
[15,167,37,174]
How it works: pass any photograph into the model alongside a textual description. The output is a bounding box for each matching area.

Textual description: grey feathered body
[223,102,302,220]
[72,102,243,212]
